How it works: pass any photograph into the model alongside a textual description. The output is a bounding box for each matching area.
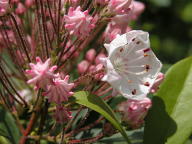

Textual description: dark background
[135,0,192,64]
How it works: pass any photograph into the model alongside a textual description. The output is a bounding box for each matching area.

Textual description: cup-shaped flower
[102,30,162,100]
[44,75,74,104]
[64,6,97,38]
[26,57,57,90]
[118,97,151,128]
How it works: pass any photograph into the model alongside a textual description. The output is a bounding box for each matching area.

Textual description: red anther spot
[144,82,150,87]
[143,48,151,53]
[132,38,136,41]
[132,89,136,95]
[144,53,148,57]
[136,41,140,44]
[145,64,150,71]
[120,48,124,52]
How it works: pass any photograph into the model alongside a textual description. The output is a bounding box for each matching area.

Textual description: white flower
[101,30,162,100]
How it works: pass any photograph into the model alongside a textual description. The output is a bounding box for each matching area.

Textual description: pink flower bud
[15,3,26,14]
[0,0,9,16]
[86,49,96,62]
[25,0,34,8]
[78,60,90,75]
[104,24,122,42]
[108,0,132,15]
[88,65,96,72]
[150,72,164,93]
[118,97,152,128]
[131,1,145,20]
[95,53,106,65]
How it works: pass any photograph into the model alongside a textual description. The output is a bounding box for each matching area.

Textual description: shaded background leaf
[0,106,21,144]
[144,56,192,144]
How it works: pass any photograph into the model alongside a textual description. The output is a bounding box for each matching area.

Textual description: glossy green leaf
[0,106,21,144]
[144,56,192,144]
[73,91,130,143]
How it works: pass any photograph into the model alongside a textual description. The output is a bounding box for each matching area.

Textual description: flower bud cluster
[26,57,74,123]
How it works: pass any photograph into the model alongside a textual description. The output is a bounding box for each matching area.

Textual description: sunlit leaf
[73,91,130,143]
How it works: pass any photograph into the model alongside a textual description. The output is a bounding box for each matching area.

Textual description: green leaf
[0,106,21,144]
[73,91,130,143]
[144,56,192,144]
[99,129,143,144]
[0,136,10,144]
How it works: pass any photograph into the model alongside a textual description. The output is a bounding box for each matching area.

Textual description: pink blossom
[26,57,57,90]
[104,23,132,42]
[0,0,9,16]
[44,75,74,104]
[108,0,132,14]
[86,49,96,63]
[54,105,72,123]
[131,1,145,20]
[78,60,90,75]
[107,3,133,31]
[118,97,152,128]
[15,3,26,14]
[64,6,97,38]
[104,24,122,42]
[150,72,164,93]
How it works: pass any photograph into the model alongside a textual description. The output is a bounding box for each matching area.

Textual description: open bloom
[64,6,97,38]
[26,57,57,90]
[44,75,74,104]
[118,97,151,128]
[102,30,162,100]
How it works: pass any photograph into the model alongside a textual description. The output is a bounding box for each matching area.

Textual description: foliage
[144,56,192,144]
